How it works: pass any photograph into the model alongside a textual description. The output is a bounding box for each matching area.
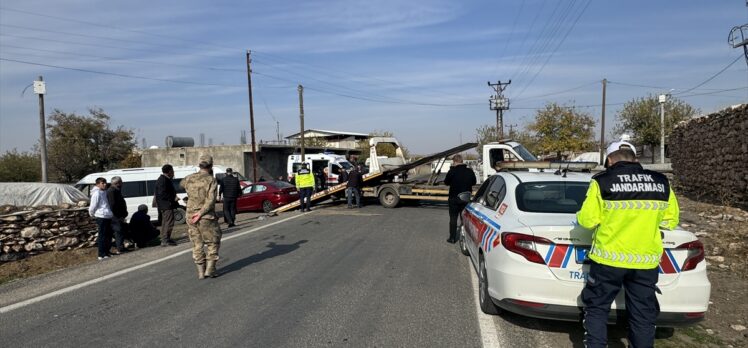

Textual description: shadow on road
[220,240,308,276]
[497,310,629,347]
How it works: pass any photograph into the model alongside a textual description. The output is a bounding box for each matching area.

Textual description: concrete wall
[142,144,362,182]
[670,104,748,205]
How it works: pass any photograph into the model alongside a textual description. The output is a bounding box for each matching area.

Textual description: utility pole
[276,121,281,143]
[488,80,511,141]
[246,50,258,183]
[505,124,518,138]
[34,76,48,183]
[298,84,305,161]
[658,93,669,164]
[599,78,607,165]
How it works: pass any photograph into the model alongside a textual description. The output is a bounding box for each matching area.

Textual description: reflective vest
[577,161,679,269]
[295,168,315,189]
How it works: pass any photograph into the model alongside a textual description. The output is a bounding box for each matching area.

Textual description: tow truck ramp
[271,172,383,213]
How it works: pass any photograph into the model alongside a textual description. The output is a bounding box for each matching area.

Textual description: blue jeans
[582,261,660,348]
[95,218,113,257]
[346,187,361,207]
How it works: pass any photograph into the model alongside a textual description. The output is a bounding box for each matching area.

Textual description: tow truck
[272,137,537,213]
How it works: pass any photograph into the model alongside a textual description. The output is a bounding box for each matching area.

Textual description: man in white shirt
[89,177,114,260]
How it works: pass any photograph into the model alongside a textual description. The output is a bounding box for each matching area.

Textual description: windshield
[513,144,538,161]
[516,181,589,214]
[339,161,353,170]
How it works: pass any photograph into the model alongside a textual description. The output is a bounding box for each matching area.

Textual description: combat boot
[205,260,218,278]
[196,263,205,279]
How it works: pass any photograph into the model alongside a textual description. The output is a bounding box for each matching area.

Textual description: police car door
[464,176,506,264]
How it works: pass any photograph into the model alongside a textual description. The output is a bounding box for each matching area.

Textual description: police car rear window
[515,181,589,214]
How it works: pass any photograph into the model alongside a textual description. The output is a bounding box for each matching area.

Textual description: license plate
[575,246,590,264]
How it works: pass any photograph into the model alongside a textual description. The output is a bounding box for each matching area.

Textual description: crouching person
[181,155,222,279]
[129,205,160,248]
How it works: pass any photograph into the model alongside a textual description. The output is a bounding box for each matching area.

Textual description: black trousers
[582,261,660,348]
[95,218,113,257]
[299,188,313,211]
[448,198,467,240]
[111,217,128,251]
[159,209,175,242]
[223,198,237,224]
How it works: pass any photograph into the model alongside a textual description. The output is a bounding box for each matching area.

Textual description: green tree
[0,149,41,182]
[527,102,596,159]
[119,151,142,168]
[47,108,135,182]
[474,125,499,159]
[614,95,698,163]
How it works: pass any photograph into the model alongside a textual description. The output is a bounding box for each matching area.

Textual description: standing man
[107,176,129,254]
[181,155,223,279]
[89,177,114,260]
[295,163,315,212]
[219,168,241,227]
[155,164,178,246]
[346,165,364,208]
[577,141,679,348]
[444,154,476,244]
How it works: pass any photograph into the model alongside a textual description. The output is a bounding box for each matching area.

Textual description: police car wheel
[479,256,501,315]
[174,208,187,225]
[459,226,470,256]
[262,200,273,213]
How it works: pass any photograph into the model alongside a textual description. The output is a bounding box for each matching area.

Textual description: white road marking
[469,258,503,348]
[0,213,309,314]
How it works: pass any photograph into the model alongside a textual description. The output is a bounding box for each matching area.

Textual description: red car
[237,181,299,213]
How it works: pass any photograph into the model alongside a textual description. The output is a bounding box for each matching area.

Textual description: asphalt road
[0,203,630,348]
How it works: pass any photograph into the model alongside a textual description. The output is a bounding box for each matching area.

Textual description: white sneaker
[98,256,110,260]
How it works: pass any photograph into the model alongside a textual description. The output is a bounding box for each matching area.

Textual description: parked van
[287,153,353,186]
[75,165,246,224]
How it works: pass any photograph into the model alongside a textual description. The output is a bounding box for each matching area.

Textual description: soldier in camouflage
[181,154,223,279]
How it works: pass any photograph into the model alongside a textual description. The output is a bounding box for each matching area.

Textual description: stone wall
[0,203,98,262]
[669,104,748,205]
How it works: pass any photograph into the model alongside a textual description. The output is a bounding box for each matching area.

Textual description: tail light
[501,232,552,264]
[677,240,704,271]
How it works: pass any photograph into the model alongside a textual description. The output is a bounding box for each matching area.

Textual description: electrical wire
[512,80,598,101]
[674,55,743,95]
[0,57,239,87]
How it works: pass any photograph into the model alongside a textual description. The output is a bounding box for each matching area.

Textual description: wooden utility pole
[599,78,607,165]
[298,84,305,161]
[34,76,48,183]
[246,50,258,183]
[505,123,518,138]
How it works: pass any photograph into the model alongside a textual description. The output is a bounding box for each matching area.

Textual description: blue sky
[1,0,746,155]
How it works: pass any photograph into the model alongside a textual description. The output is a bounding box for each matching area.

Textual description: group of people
[443,142,678,347]
[88,177,161,260]
[293,163,365,212]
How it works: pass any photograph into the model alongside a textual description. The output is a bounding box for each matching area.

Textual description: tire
[479,255,501,315]
[655,327,675,339]
[459,226,470,256]
[378,187,400,208]
[174,207,187,225]
[262,200,274,213]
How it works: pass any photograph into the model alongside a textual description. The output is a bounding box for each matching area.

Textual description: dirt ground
[1,199,746,346]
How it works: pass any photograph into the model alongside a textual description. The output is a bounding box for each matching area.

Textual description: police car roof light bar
[497,161,598,171]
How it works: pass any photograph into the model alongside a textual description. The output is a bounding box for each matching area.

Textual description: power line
[607,80,735,92]
[512,80,598,101]
[0,57,239,87]
[674,55,743,95]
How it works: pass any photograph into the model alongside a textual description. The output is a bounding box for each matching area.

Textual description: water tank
[165,136,194,148]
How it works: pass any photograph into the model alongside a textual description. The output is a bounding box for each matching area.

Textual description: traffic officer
[577,141,679,348]
[295,163,315,212]
[181,154,223,279]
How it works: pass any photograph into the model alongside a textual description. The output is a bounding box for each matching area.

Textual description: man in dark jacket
[107,176,130,253]
[346,166,364,208]
[444,154,476,244]
[219,168,242,227]
[129,204,159,248]
[155,164,178,246]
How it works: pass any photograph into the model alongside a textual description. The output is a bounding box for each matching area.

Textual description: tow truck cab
[481,142,538,181]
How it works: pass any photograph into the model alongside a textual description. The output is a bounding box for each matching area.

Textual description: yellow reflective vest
[294,168,315,189]
[577,161,679,269]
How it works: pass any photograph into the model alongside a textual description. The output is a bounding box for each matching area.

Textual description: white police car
[459,162,710,326]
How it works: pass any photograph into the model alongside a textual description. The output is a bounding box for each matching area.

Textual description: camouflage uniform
[181,155,222,277]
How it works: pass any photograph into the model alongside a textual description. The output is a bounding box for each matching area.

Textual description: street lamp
[658,93,670,164]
